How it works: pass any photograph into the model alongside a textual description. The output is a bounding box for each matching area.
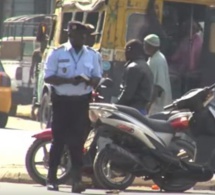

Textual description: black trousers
[48,93,90,183]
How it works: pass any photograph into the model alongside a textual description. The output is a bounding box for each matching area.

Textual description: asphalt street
[0,183,215,195]
[0,123,39,165]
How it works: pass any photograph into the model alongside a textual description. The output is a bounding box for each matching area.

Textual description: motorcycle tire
[152,175,196,192]
[25,139,71,186]
[152,139,196,192]
[93,148,135,190]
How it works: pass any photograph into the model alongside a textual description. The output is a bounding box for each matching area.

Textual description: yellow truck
[35,0,215,126]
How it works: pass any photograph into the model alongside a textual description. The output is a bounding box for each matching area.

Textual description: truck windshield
[126,13,147,41]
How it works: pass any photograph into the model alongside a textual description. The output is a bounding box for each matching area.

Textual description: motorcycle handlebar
[164,83,215,111]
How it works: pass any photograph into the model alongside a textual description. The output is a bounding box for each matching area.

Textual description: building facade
[0,0,55,37]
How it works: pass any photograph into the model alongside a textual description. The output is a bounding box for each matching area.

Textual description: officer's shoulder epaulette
[53,44,65,50]
[86,46,97,53]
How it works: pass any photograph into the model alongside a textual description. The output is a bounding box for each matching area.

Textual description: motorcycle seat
[116,105,174,134]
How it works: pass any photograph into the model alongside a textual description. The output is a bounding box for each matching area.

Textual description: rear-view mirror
[100,78,113,88]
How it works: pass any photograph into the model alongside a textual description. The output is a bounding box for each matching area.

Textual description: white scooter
[89,84,215,192]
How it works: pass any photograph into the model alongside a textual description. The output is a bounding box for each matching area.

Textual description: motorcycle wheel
[25,139,71,186]
[93,148,135,190]
[152,139,196,192]
[152,175,196,192]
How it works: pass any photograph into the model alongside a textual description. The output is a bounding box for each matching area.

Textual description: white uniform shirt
[44,41,102,96]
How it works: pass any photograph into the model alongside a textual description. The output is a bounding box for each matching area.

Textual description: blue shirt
[44,41,102,96]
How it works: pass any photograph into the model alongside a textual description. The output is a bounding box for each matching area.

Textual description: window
[126,13,147,42]
[59,11,105,44]
[85,11,105,43]
[60,13,73,43]
[75,12,84,22]
[209,23,215,53]
[86,12,99,29]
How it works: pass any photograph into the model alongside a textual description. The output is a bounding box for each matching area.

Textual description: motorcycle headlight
[89,109,112,122]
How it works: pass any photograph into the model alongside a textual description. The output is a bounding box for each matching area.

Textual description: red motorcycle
[25,126,97,186]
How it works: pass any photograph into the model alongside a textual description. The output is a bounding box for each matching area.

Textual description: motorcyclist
[117,39,154,115]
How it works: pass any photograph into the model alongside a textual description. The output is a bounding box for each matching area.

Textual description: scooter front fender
[32,128,52,140]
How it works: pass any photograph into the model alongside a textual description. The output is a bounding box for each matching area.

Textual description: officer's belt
[53,93,91,101]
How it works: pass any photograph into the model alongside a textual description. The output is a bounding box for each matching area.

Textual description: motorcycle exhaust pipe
[105,144,158,174]
[153,149,214,182]
[172,161,213,182]
[184,149,215,182]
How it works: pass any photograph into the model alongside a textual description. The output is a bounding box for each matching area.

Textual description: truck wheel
[0,113,9,128]
[39,93,52,129]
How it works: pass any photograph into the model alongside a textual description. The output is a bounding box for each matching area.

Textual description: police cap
[64,21,88,33]
[85,23,101,36]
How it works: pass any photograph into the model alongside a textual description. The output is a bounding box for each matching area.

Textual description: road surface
[0,183,215,195]
[0,116,40,166]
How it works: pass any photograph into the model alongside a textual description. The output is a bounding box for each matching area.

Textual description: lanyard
[69,49,84,70]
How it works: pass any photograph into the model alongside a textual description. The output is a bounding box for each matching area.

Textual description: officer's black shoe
[46,180,59,191]
[72,181,86,193]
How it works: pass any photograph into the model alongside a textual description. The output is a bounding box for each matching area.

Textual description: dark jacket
[117,58,154,109]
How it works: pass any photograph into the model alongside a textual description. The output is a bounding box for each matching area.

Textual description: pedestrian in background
[118,39,154,115]
[44,21,101,193]
[85,23,103,75]
[143,34,172,114]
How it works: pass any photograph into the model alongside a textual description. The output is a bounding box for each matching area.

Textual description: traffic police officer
[44,21,101,193]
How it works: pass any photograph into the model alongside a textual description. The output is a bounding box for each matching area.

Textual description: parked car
[0,60,12,128]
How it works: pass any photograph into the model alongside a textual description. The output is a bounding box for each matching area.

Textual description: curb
[0,165,215,190]
[0,165,151,186]
[0,165,34,184]
[0,165,215,191]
